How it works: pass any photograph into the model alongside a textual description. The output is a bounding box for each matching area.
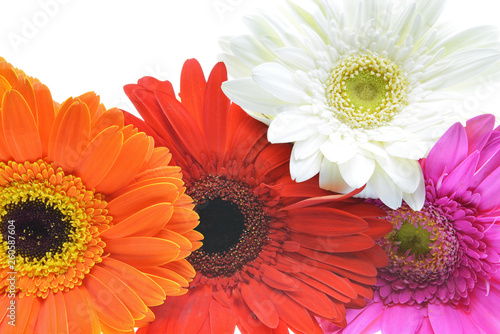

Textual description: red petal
[202,62,230,156]
[269,290,316,334]
[287,207,368,236]
[240,280,280,328]
[209,297,237,334]
[261,264,300,291]
[173,284,212,333]
[289,231,375,252]
[138,76,175,96]
[363,218,393,239]
[284,280,340,319]
[179,59,206,129]
[280,186,365,211]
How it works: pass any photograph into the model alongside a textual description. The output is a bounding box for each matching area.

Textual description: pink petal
[465,114,495,155]
[417,317,434,334]
[437,151,479,198]
[425,123,468,183]
[456,308,487,334]
[428,303,463,334]
[472,148,500,190]
[342,303,384,334]
[469,285,500,333]
[473,161,500,212]
[381,304,423,334]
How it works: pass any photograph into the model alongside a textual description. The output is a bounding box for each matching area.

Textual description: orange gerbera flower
[0,58,201,333]
[124,59,393,334]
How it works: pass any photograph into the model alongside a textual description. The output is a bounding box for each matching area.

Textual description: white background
[1,1,500,333]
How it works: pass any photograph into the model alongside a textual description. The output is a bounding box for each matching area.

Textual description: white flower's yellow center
[326,53,408,129]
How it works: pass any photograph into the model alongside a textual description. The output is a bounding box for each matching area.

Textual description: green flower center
[345,71,387,110]
[326,53,408,129]
[391,222,431,256]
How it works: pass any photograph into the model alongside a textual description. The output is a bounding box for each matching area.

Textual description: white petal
[221,78,283,118]
[229,35,275,69]
[290,149,322,182]
[369,165,403,210]
[402,171,425,210]
[293,134,328,160]
[252,62,308,104]
[274,47,317,71]
[374,154,422,194]
[421,49,500,90]
[354,180,378,199]
[320,137,359,164]
[338,154,376,189]
[416,0,446,27]
[319,158,354,193]
[268,112,319,143]
[383,140,428,160]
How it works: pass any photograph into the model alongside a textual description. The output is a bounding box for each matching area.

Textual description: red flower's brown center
[187,175,270,278]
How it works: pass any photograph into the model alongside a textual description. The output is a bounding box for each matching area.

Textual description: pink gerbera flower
[322,114,500,334]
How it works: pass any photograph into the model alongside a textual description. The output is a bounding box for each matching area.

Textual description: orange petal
[154,229,193,260]
[83,274,135,331]
[47,98,79,158]
[141,266,189,289]
[73,126,123,189]
[166,206,200,234]
[32,82,55,156]
[35,292,60,334]
[91,266,149,320]
[64,287,100,334]
[53,292,69,334]
[133,307,155,329]
[161,259,196,280]
[138,146,172,173]
[107,182,179,222]
[0,62,19,85]
[100,203,173,239]
[91,107,124,137]
[105,237,180,267]
[13,77,37,123]
[109,176,183,201]
[77,92,101,119]
[2,89,42,161]
[99,257,165,306]
[145,273,182,296]
[0,76,12,100]
[95,132,152,194]
[50,101,91,172]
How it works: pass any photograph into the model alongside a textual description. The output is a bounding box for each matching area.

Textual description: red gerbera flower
[123,59,392,334]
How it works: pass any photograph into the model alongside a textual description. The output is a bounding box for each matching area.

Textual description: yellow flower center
[0,160,111,298]
[326,53,408,129]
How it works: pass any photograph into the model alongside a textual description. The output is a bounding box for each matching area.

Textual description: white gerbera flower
[220,0,500,210]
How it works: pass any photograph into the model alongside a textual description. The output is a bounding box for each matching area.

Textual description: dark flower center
[187,175,270,278]
[1,199,74,260]
[195,197,245,254]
